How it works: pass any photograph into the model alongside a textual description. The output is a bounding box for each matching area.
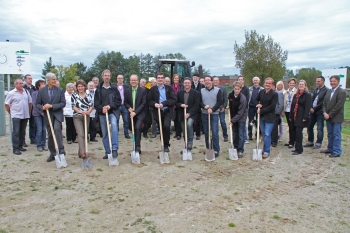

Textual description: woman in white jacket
[63,83,77,144]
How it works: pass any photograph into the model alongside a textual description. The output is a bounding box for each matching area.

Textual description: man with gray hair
[248,76,264,140]
[35,73,66,162]
[5,79,32,155]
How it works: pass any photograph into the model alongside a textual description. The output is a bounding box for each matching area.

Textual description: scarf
[293,91,302,121]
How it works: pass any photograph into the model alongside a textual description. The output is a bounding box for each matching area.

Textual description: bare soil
[0,114,350,233]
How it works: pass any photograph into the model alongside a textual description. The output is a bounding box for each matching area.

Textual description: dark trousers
[248,107,257,138]
[132,116,143,148]
[174,108,182,137]
[285,112,295,146]
[12,118,28,150]
[89,117,97,140]
[271,114,281,145]
[294,126,304,153]
[232,122,245,153]
[154,108,172,147]
[28,115,36,142]
[194,112,202,137]
[65,117,76,142]
[307,113,324,145]
[47,117,65,156]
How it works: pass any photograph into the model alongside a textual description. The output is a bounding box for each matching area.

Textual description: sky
[0,0,349,79]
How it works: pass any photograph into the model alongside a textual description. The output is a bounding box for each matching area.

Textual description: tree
[42,57,55,78]
[284,69,295,78]
[75,62,88,83]
[51,64,78,88]
[234,30,288,82]
[296,68,322,90]
[191,65,210,77]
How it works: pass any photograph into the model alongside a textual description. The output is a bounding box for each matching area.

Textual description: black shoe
[59,151,66,155]
[284,143,289,146]
[47,156,55,162]
[143,133,149,138]
[151,134,156,138]
[329,153,341,158]
[292,152,300,155]
[13,149,21,155]
[164,146,170,152]
[125,135,131,139]
[214,151,219,158]
[91,139,98,142]
[291,150,297,153]
[196,136,200,140]
[42,146,48,151]
[173,135,178,138]
[320,149,332,154]
[271,144,277,147]
[30,140,36,144]
[176,136,181,140]
[112,150,118,158]
[187,143,193,150]
[303,142,314,147]
[135,147,140,152]
[19,147,27,152]
[224,137,228,142]
[103,154,108,159]
[23,142,28,147]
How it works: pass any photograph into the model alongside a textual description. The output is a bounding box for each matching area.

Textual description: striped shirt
[71,92,93,116]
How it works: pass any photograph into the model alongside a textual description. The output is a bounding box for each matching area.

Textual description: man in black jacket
[148,73,177,152]
[304,76,329,149]
[94,69,122,159]
[176,78,200,150]
[191,73,204,140]
[24,74,37,145]
[256,77,278,158]
[237,75,249,143]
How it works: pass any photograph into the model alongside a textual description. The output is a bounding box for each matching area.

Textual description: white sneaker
[245,140,249,144]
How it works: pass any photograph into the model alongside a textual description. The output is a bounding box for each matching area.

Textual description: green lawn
[343,100,350,135]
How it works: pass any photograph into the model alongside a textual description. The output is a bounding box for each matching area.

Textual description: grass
[90,209,100,214]
[338,163,346,167]
[34,154,42,157]
[273,214,281,220]
[96,168,103,172]
[343,101,350,135]
[228,222,235,227]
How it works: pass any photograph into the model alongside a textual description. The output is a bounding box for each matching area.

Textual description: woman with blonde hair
[289,80,311,155]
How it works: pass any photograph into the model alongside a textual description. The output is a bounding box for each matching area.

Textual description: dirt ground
[0,113,350,233]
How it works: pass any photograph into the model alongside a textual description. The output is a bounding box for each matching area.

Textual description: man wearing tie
[35,73,66,162]
[322,75,346,158]
[304,76,328,149]
[124,75,147,153]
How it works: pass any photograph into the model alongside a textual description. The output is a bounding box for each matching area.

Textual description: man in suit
[256,77,278,159]
[176,77,200,150]
[124,75,147,153]
[35,73,66,162]
[322,75,346,158]
[191,73,204,140]
[140,78,151,138]
[95,69,122,159]
[23,74,37,145]
[248,76,264,140]
[304,76,328,149]
[115,74,131,139]
[148,72,177,152]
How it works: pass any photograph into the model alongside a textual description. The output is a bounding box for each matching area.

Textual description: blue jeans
[260,116,274,155]
[181,118,194,144]
[326,121,342,155]
[307,113,325,145]
[232,122,245,153]
[202,113,220,152]
[117,105,130,136]
[219,110,228,138]
[243,123,247,141]
[34,116,46,148]
[99,113,119,154]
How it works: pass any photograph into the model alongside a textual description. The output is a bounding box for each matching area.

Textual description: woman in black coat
[289,80,312,155]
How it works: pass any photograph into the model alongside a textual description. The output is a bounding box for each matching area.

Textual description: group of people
[4,70,346,164]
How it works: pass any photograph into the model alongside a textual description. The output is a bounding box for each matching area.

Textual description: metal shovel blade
[253,148,263,161]
[108,153,119,166]
[182,149,192,161]
[82,157,92,169]
[159,151,170,164]
[229,148,238,160]
[131,151,140,164]
[55,154,67,168]
[205,149,215,162]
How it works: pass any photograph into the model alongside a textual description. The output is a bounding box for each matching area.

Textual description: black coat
[148,85,177,116]
[256,89,278,123]
[94,82,121,117]
[228,92,248,123]
[124,86,147,122]
[311,85,328,115]
[289,91,312,127]
[175,89,200,121]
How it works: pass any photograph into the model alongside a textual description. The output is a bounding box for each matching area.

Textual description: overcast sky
[0,0,349,79]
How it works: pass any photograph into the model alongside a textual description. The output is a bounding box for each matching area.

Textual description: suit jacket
[191,82,204,93]
[289,91,311,127]
[311,85,328,115]
[175,89,200,121]
[35,86,66,124]
[323,87,346,123]
[148,84,177,116]
[256,89,278,123]
[124,86,147,121]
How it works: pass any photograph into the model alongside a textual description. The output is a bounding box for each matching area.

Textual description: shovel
[228,109,238,160]
[205,112,215,162]
[130,116,140,164]
[106,111,119,166]
[158,107,170,164]
[182,107,192,161]
[253,113,262,160]
[82,114,92,168]
[46,109,67,168]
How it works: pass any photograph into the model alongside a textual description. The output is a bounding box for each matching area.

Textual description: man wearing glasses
[148,73,177,152]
